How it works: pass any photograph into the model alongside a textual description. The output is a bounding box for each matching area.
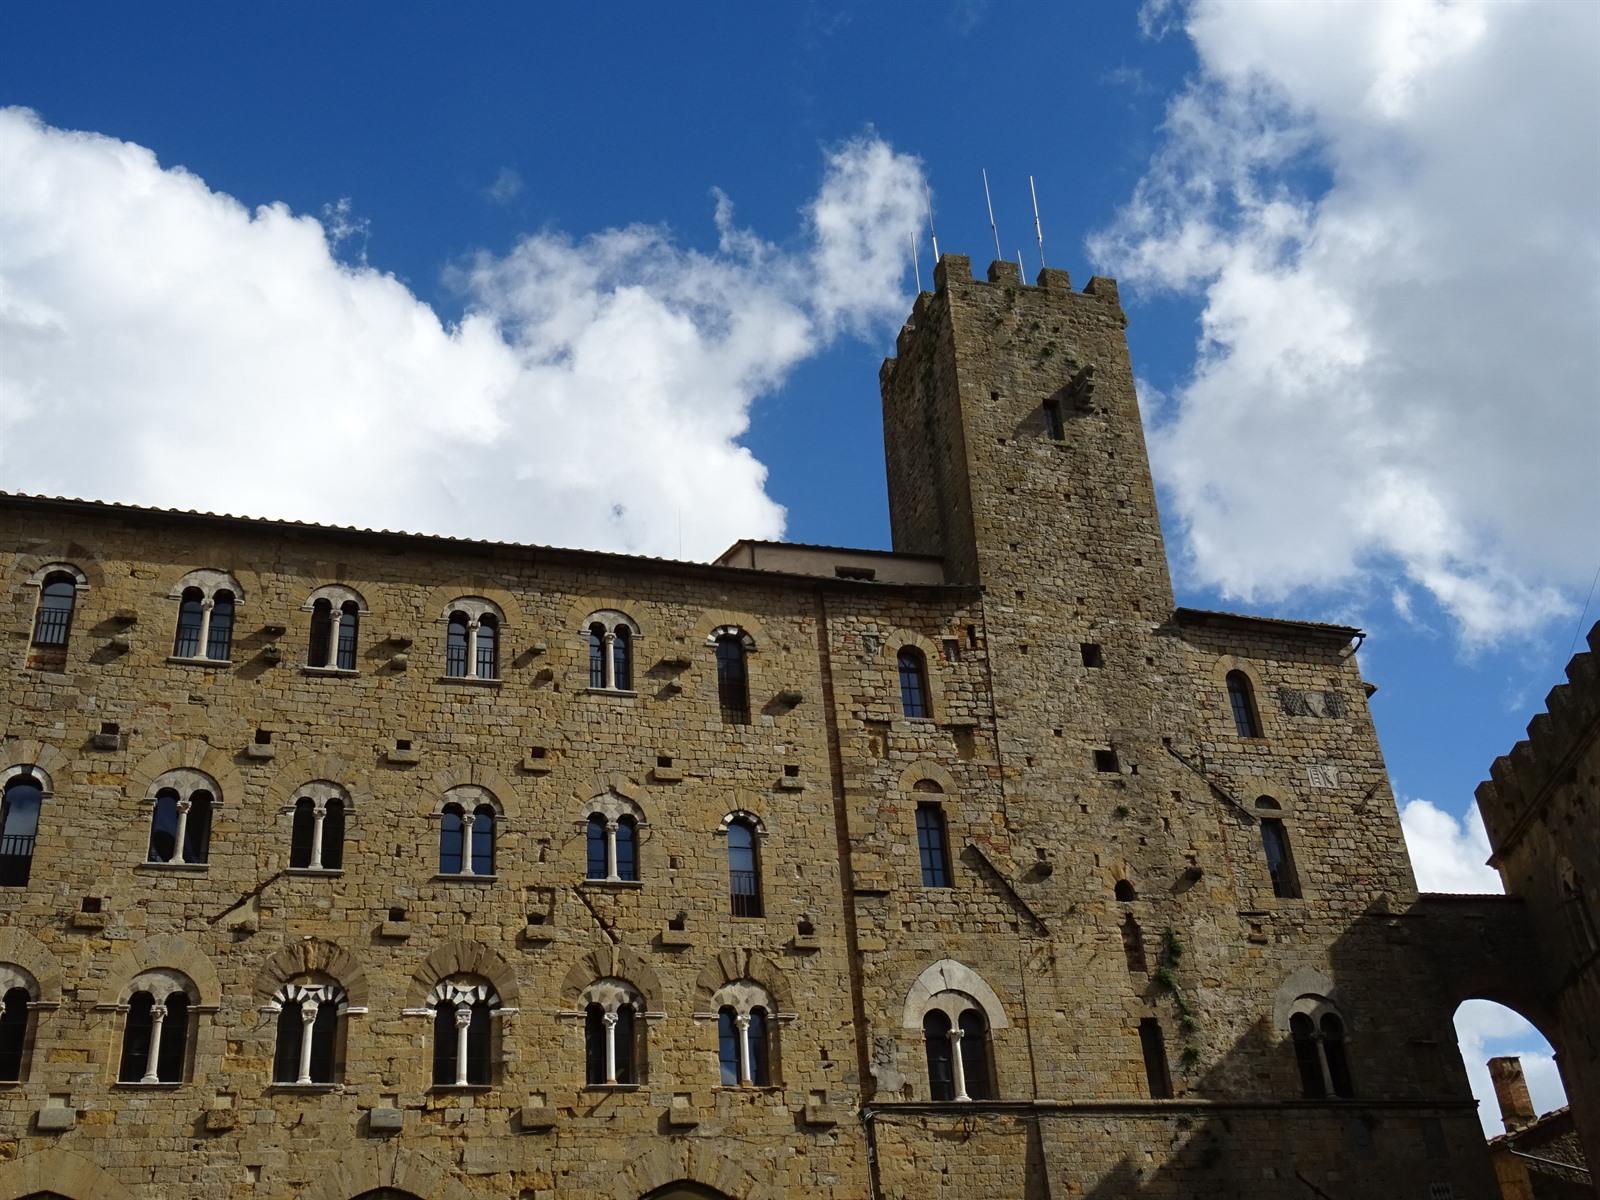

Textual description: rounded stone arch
[302,582,369,613]
[0,1148,128,1200]
[13,546,106,594]
[715,802,768,839]
[895,760,959,795]
[1,739,68,789]
[127,740,244,808]
[1,761,55,798]
[565,594,652,640]
[409,940,518,1010]
[1251,784,1297,818]
[104,934,220,1008]
[901,959,1010,1031]
[559,945,664,1013]
[264,751,365,812]
[423,762,521,824]
[883,631,948,722]
[422,581,522,628]
[294,1146,462,1200]
[1271,967,1342,1034]
[693,949,794,1015]
[0,929,63,1002]
[574,774,652,824]
[254,937,370,1010]
[21,560,91,593]
[168,566,249,604]
[690,609,767,650]
[1210,655,1272,737]
[612,1140,777,1200]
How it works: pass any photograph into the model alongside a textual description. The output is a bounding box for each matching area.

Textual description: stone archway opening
[1452,998,1568,1137]
[642,1186,732,1200]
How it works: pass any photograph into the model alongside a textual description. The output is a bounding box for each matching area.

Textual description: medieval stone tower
[0,252,1574,1200]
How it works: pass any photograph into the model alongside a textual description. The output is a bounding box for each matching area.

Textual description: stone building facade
[0,253,1583,1199]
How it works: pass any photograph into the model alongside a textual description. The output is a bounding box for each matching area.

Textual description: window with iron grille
[0,776,41,888]
[445,613,470,677]
[727,820,762,917]
[173,588,205,657]
[30,573,76,647]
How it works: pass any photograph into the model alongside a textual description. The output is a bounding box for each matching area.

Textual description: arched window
[445,613,470,677]
[898,647,930,719]
[615,816,638,882]
[1114,879,1137,902]
[118,981,191,1084]
[581,980,643,1086]
[585,814,607,880]
[588,623,607,688]
[1,774,43,887]
[146,776,214,866]
[1226,671,1262,738]
[715,634,750,725]
[31,573,77,648]
[271,982,345,1085]
[289,785,346,871]
[428,979,497,1087]
[1257,800,1300,899]
[335,602,359,670]
[0,985,31,1081]
[439,790,497,876]
[308,599,334,667]
[958,1008,994,1100]
[307,588,363,670]
[916,803,951,888]
[712,983,775,1086]
[584,613,638,691]
[923,1010,954,1100]
[1290,998,1355,1099]
[173,587,205,658]
[727,819,762,918]
[207,590,235,660]
[613,625,632,691]
[476,614,498,679]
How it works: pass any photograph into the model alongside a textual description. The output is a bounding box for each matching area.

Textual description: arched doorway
[642,1186,732,1200]
[1453,999,1568,1136]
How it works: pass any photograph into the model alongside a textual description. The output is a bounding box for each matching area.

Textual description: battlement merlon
[1477,619,1600,858]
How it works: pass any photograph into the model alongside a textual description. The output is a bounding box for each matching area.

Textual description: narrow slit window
[716,634,750,724]
[1140,1018,1172,1098]
[915,803,952,888]
[898,647,930,718]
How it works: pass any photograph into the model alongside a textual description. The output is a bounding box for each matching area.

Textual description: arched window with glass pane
[288,784,347,871]
[118,976,193,1084]
[615,816,638,882]
[475,615,498,679]
[923,1010,954,1100]
[1226,671,1262,738]
[916,982,1002,1103]
[438,788,498,876]
[715,634,750,725]
[612,625,631,691]
[0,981,33,1082]
[271,982,344,1085]
[334,602,359,669]
[583,613,639,691]
[145,773,216,866]
[173,588,206,658]
[585,815,607,880]
[581,980,643,1086]
[445,613,470,677]
[588,623,607,688]
[206,590,235,660]
[1257,799,1301,899]
[712,982,776,1087]
[170,570,243,662]
[427,979,497,1087]
[443,599,504,680]
[1,774,43,888]
[31,572,77,649]
[305,586,365,670]
[726,818,762,917]
[958,1008,994,1100]
[898,647,930,718]
[915,802,951,888]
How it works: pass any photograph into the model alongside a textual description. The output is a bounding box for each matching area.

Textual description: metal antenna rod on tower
[924,180,940,263]
[910,231,922,293]
[1018,250,1026,280]
[1029,174,1046,270]
[982,168,1002,264]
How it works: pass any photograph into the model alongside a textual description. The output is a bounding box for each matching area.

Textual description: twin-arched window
[445,599,503,680]
[1289,997,1354,1098]
[586,814,639,882]
[118,972,195,1084]
[308,596,361,670]
[587,616,634,691]
[898,647,930,719]
[289,784,347,871]
[428,978,498,1087]
[172,571,239,662]
[923,1002,994,1102]
[714,982,775,1087]
[726,817,762,918]
[271,982,345,1085]
[439,788,496,876]
[146,773,216,866]
[1,773,43,888]
[582,979,643,1086]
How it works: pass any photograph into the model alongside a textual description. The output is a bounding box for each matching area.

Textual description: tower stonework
[0,253,1586,1199]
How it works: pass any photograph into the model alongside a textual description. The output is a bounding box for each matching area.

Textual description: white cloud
[1399,798,1499,893]
[1454,999,1567,1137]
[1093,0,1600,647]
[485,167,523,205]
[0,111,924,559]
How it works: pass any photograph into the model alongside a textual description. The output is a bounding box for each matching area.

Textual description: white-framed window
[288,781,349,871]
[713,981,777,1087]
[170,569,242,662]
[268,979,350,1085]
[443,597,504,680]
[584,610,639,692]
[581,978,645,1086]
[117,969,197,1084]
[145,769,219,866]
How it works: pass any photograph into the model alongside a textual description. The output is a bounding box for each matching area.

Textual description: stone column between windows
[308,801,326,870]
[603,1010,619,1084]
[459,812,476,876]
[605,820,620,881]
[172,798,192,865]
[141,1000,167,1084]
[195,597,215,659]
[453,1002,472,1087]
[1314,1031,1336,1096]
[736,1012,753,1085]
[324,606,342,668]
[949,1026,969,1102]
[602,630,617,689]
[466,618,480,679]
[296,999,320,1085]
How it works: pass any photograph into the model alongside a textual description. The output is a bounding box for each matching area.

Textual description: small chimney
[1488,1056,1536,1133]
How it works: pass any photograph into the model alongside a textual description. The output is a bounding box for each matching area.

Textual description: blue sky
[3,1,1595,1133]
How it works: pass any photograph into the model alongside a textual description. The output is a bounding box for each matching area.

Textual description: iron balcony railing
[729,870,762,918]
[0,834,36,887]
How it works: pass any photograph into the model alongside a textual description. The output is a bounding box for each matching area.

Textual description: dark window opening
[0,987,29,1081]
[898,647,930,719]
[923,1010,954,1101]
[717,1007,739,1086]
[1121,914,1147,973]
[916,803,952,888]
[615,816,638,882]
[173,588,205,658]
[1094,749,1120,773]
[1081,643,1104,668]
[1291,1012,1326,1098]
[31,574,76,648]
[476,614,498,678]
[585,815,607,880]
[1261,817,1301,899]
[748,1006,771,1086]
[207,590,235,660]
[1226,671,1262,738]
[1114,879,1136,902]
[834,565,876,581]
[1140,1018,1173,1098]
[439,804,465,874]
[716,635,750,725]
[0,776,42,887]
[959,1008,994,1100]
[445,613,470,677]
[727,820,762,918]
